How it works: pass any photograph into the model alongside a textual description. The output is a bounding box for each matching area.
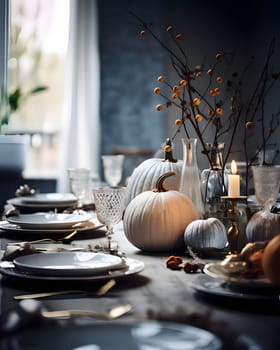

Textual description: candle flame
[231,160,238,175]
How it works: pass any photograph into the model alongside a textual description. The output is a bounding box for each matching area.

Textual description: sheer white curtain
[57,0,100,192]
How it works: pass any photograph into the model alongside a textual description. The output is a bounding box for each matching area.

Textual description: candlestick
[228,160,240,197]
[221,195,247,253]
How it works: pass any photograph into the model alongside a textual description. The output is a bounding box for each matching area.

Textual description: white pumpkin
[125,138,183,206]
[123,172,199,252]
[184,217,228,250]
[246,210,280,242]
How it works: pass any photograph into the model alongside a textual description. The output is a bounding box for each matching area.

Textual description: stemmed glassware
[251,165,280,213]
[101,155,124,186]
[92,186,126,252]
[249,165,280,240]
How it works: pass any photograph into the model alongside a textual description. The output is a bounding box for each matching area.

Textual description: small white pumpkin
[184,217,228,250]
[125,138,183,206]
[123,172,199,252]
[246,211,280,242]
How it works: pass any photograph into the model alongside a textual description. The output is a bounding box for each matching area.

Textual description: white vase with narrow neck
[179,138,205,218]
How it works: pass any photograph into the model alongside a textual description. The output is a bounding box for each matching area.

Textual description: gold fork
[13,278,116,300]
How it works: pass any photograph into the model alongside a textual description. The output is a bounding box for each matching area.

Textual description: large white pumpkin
[184,217,228,250]
[123,172,199,252]
[125,139,183,206]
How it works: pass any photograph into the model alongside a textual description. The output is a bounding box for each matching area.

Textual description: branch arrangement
[132,13,280,194]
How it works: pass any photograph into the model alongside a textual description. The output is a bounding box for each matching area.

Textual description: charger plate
[0,257,144,282]
[0,220,104,235]
[192,275,280,302]
[204,262,280,291]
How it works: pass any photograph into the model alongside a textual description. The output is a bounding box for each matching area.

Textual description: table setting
[1,5,280,349]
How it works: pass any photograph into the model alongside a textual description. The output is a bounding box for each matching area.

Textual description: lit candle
[228,160,240,197]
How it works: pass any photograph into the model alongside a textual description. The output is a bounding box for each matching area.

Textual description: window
[7,0,70,178]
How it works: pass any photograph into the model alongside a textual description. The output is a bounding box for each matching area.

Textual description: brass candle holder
[220,195,247,254]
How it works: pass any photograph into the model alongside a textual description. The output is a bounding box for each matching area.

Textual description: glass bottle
[179,138,205,218]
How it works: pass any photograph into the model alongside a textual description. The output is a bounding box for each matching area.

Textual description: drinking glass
[92,186,126,251]
[67,168,93,207]
[102,155,124,186]
[252,165,280,212]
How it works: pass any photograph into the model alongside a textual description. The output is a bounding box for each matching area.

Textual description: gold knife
[41,304,132,320]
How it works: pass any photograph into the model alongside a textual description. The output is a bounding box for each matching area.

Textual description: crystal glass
[252,165,280,212]
[67,168,93,206]
[92,186,126,251]
[102,155,124,186]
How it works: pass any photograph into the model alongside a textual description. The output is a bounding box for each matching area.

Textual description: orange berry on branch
[245,121,254,129]
[175,119,183,126]
[179,79,188,86]
[195,114,203,122]
[157,75,165,83]
[156,104,163,111]
[176,33,184,40]
[193,97,201,106]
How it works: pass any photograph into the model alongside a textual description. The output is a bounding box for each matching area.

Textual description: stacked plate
[7,193,79,213]
[0,212,103,236]
[191,262,280,303]
[0,251,145,282]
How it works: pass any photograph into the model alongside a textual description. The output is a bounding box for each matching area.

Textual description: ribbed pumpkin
[125,139,183,206]
[246,211,280,242]
[123,172,199,252]
[184,217,227,250]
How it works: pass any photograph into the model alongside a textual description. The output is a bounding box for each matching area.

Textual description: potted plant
[0,85,48,172]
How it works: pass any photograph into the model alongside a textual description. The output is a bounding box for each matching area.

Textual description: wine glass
[101,155,124,186]
[251,165,280,212]
[92,186,126,251]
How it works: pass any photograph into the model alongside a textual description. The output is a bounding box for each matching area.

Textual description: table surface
[0,219,279,349]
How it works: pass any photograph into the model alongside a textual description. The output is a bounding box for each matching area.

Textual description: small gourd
[123,172,199,252]
[246,211,280,242]
[125,138,183,206]
[184,217,227,250]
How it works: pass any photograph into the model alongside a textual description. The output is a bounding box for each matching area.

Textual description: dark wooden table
[0,221,279,349]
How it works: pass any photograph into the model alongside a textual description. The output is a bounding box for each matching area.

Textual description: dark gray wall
[98,0,280,172]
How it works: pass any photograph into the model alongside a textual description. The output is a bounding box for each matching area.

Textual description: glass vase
[179,138,205,218]
[201,143,226,218]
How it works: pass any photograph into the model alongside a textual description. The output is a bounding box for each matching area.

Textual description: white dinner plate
[7,197,78,211]
[0,220,104,235]
[20,193,77,205]
[13,252,125,276]
[6,213,93,229]
[0,257,144,281]
[204,262,280,290]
